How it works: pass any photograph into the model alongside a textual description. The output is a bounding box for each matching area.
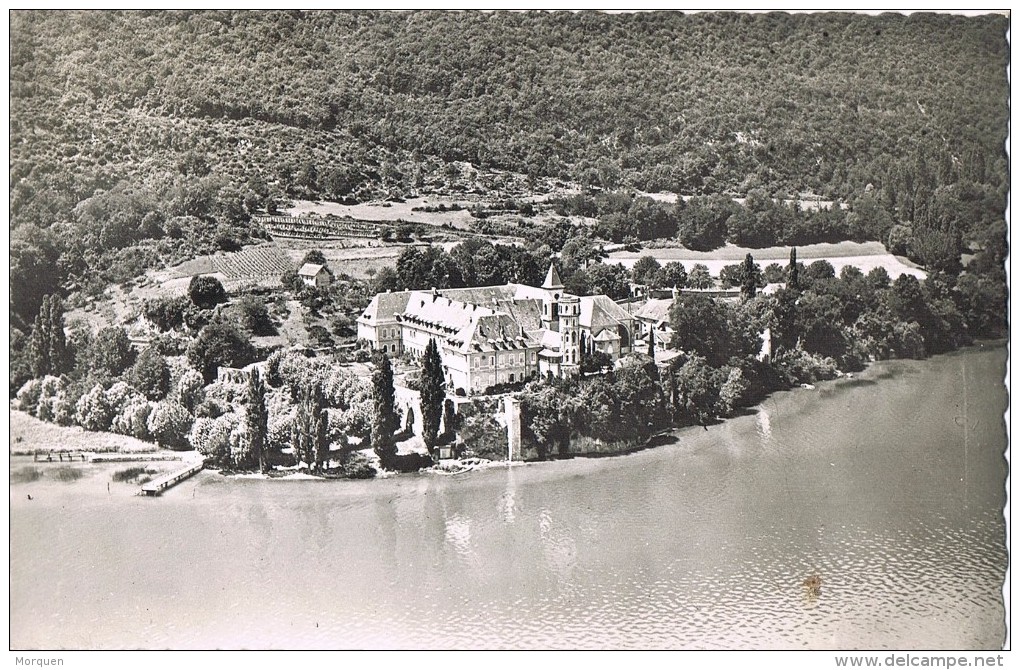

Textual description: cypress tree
[245,370,269,473]
[788,247,799,290]
[47,295,70,375]
[442,399,456,441]
[29,297,51,378]
[371,351,398,463]
[292,382,327,471]
[648,329,656,358]
[314,398,329,472]
[740,253,758,300]
[420,338,445,452]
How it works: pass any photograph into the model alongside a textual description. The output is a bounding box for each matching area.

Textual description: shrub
[174,368,206,412]
[35,375,65,422]
[775,348,839,385]
[75,384,114,432]
[334,452,376,479]
[16,379,43,414]
[111,397,154,440]
[188,275,228,309]
[147,401,194,450]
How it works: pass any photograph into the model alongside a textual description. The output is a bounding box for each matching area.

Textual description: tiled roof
[401,292,493,335]
[580,295,632,332]
[542,263,564,290]
[439,285,517,305]
[492,297,543,331]
[454,313,539,354]
[357,291,412,325]
[537,329,562,350]
[399,292,539,354]
[633,298,673,323]
[512,283,552,301]
[298,263,326,276]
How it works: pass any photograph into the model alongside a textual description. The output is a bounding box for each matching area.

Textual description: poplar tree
[244,370,269,473]
[292,383,327,471]
[788,247,799,291]
[420,338,445,452]
[29,294,70,378]
[47,296,70,375]
[740,253,759,300]
[371,351,398,463]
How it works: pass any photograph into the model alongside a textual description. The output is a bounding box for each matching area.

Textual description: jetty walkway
[140,461,204,496]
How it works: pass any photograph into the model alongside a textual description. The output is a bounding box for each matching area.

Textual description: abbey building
[357,264,636,395]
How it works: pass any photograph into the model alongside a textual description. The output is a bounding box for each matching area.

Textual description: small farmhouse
[298,263,331,288]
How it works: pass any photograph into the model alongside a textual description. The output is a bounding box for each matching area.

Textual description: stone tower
[540,262,565,332]
[558,294,580,372]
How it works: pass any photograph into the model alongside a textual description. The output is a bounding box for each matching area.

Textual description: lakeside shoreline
[10,340,1006,492]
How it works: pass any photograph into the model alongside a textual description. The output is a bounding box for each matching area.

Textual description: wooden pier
[140,461,204,496]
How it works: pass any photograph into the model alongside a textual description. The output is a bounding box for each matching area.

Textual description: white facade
[356,264,636,395]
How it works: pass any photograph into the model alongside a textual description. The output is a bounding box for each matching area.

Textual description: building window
[491,356,495,366]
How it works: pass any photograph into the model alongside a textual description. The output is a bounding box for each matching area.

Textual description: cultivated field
[287,197,478,230]
[606,241,927,280]
[274,240,411,280]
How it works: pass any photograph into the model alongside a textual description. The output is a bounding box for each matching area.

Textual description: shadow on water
[569,432,680,460]
[10,467,43,484]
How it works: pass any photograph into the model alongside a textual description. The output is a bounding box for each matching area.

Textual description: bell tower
[559,294,580,372]
[541,262,565,332]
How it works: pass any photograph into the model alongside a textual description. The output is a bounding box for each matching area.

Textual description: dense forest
[10,10,1009,330]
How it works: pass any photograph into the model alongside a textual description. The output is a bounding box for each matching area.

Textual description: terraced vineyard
[255,215,381,240]
[215,244,295,287]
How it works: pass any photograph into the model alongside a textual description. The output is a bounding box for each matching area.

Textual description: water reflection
[756,407,773,445]
[501,465,517,524]
[539,508,578,582]
[443,512,474,563]
[8,347,1008,650]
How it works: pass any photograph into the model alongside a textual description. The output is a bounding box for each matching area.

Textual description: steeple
[542,262,564,291]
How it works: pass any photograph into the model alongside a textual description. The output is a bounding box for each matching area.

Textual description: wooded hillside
[12,11,1008,203]
[10,10,1009,326]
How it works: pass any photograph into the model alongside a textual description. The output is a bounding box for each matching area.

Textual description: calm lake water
[9,344,1008,650]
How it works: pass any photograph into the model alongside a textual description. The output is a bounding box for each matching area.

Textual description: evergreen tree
[292,383,327,471]
[420,338,446,452]
[442,399,457,441]
[244,370,269,473]
[46,296,70,375]
[315,404,330,472]
[740,253,760,300]
[648,329,656,358]
[371,351,398,463]
[29,303,51,378]
[787,247,799,291]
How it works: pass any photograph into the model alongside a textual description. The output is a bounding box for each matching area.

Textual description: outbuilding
[298,263,331,288]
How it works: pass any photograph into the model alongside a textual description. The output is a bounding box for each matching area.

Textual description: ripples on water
[9,346,1007,649]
